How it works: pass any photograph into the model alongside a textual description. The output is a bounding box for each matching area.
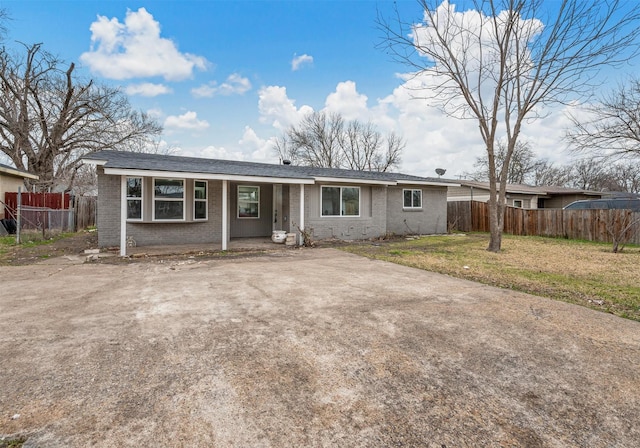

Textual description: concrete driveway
[1,248,638,447]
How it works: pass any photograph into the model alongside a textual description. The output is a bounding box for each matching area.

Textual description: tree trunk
[487,198,503,252]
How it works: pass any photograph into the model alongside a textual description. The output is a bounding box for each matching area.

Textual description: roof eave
[102,167,315,184]
[313,176,396,186]
[82,157,108,166]
[0,165,39,180]
[397,180,460,187]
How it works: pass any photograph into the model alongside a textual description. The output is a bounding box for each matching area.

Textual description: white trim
[81,158,107,167]
[120,176,127,257]
[299,184,305,245]
[396,180,459,187]
[313,176,394,186]
[222,180,228,250]
[320,185,361,217]
[237,185,260,219]
[0,165,39,180]
[193,179,208,221]
[100,167,457,188]
[402,188,423,209]
[103,167,314,184]
[152,177,186,222]
[125,176,144,221]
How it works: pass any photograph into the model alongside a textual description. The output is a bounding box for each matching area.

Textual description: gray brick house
[83,150,455,255]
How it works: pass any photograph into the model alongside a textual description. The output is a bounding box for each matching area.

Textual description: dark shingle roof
[83,150,450,185]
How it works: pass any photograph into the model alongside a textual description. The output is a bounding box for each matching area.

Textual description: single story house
[447,180,604,209]
[82,150,456,255]
[0,163,39,220]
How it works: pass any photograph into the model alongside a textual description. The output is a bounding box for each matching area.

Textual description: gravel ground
[1,248,639,447]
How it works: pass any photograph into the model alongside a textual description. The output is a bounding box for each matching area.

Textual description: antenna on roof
[435,168,446,178]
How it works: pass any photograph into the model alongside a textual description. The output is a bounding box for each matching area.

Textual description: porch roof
[82,150,455,186]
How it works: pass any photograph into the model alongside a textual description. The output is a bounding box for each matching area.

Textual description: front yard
[341,233,640,321]
[2,230,639,321]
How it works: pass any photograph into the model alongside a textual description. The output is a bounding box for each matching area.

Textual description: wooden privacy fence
[4,192,70,211]
[448,201,640,245]
[74,196,96,230]
[3,192,96,231]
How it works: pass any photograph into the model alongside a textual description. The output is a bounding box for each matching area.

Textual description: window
[153,178,184,221]
[403,189,422,209]
[321,186,360,217]
[126,177,143,220]
[238,186,260,218]
[194,180,207,220]
[513,200,523,208]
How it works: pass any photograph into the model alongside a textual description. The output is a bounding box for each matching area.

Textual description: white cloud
[146,108,164,120]
[258,86,313,130]
[251,75,576,178]
[80,7,208,81]
[191,74,252,98]
[324,81,369,121]
[164,111,209,131]
[238,126,278,163]
[125,82,172,97]
[200,146,247,160]
[291,53,313,71]
[197,4,577,177]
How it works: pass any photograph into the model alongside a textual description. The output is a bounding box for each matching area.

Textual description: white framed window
[513,200,523,208]
[153,178,185,221]
[403,189,422,209]
[194,180,207,221]
[321,186,360,217]
[238,185,260,219]
[126,177,143,221]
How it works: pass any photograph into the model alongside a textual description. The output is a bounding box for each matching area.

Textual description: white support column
[221,180,228,251]
[120,175,127,257]
[299,184,305,245]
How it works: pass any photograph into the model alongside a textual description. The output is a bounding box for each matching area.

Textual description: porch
[124,237,289,257]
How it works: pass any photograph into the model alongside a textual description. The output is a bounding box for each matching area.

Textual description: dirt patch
[1,249,639,447]
[0,231,98,265]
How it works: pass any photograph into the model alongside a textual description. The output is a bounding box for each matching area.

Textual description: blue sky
[1,0,637,178]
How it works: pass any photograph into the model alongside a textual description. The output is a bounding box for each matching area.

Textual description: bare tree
[341,121,403,171]
[274,111,403,171]
[606,210,640,253]
[0,43,162,191]
[531,160,573,187]
[467,140,543,184]
[609,163,640,194]
[284,111,344,168]
[342,120,382,170]
[379,0,640,252]
[567,78,640,161]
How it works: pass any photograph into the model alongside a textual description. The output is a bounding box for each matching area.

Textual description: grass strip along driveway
[341,233,640,321]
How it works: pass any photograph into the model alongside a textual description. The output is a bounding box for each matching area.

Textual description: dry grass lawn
[341,233,640,321]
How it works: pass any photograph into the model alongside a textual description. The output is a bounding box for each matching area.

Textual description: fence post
[16,187,21,244]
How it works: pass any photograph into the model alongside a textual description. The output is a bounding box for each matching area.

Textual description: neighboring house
[447,180,604,209]
[0,163,39,220]
[82,150,456,255]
